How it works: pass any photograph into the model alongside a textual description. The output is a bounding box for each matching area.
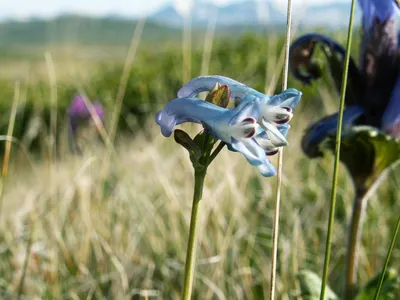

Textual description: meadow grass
[0,26,398,299]
[1,111,399,299]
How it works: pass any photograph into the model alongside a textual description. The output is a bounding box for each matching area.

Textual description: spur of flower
[155,75,302,177]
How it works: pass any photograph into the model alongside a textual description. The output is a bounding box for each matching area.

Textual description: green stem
[181,170,206,300]
[320,0,356,299]
[344,189,368,300]
[208,142,226,165]
[373,216,400,300]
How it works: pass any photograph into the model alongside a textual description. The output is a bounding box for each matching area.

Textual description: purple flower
[289,0,400,156]
[67,94,105,153]
[68,94,105,134]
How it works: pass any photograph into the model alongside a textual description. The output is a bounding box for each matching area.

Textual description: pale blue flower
[178,75,266,100]
[156,76,302,177]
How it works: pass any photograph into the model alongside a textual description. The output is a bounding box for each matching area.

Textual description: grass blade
[269,0,292,299]
[0,81,20,220]
[373,216,400,300]
[320,0,357,299]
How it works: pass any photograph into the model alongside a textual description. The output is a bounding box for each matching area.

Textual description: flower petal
[155,97,225,137]
[259,119,289,147]
[177,75,244,98]
[382,74,400,136]
[289,34,361,106]
[267,88,302,110]
[290,33,343,85]
[358,0,399,30]
[301,105,365,157]
[359,8,398,80]
[230,137,276,177]
[228,96,261,125]
[178,75,266,100]
[254,125,289,152]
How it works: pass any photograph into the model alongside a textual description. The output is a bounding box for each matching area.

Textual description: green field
[0,16,398,299]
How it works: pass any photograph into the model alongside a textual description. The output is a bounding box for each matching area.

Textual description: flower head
[290,0,400,159]
[155,75,302,177]
[68,94,105,134]
[67,94,105,153]
[289,0,400,192]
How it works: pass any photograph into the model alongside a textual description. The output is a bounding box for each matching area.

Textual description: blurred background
[0,0,398,299]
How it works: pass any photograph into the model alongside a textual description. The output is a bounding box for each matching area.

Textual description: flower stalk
[181,168,206,300]
[344,188,369,299]
[181,129,215,299]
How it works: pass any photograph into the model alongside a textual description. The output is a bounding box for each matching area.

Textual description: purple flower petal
[382,75,400,136]
[358,0,398,30]
[301,105,365,157]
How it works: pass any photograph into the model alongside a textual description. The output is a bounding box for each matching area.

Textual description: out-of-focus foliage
[0,33,324,151]
[320,126,400,193]
[355,269,400,300]
[297,270,338,300]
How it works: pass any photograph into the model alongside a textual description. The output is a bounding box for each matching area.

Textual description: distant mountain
[0,15,182,47]
[150,1,286,27]
[149,0,362,28]
[150,5,184,27]
[303,3,362,28]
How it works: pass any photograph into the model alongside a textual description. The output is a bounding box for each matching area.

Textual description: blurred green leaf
[355,269,400,300]
[297,270,338,300]
[321,126,400,193]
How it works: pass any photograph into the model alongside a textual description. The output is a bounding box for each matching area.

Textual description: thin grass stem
[182,6,192,84]
[269,0,292,299]
[208,142,226,165]
[0,81,20,221]
[373,216,400,300]
[45,52,58,169]
[320,1,357,299]
[109,18,146,144]
[200,11,217,76]
[17,217,35,299]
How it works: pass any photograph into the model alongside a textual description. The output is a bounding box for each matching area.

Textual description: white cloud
[173,0,193,16]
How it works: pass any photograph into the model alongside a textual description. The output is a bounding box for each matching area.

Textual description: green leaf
[193,130,216,151]
[321,126,400,193]
[355,269,400,300]
[174,129,202,166]
[297,270,338,300]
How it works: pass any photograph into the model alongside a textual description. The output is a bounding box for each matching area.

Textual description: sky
[0,0,347,20]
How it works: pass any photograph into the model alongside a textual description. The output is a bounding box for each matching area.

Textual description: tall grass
[0,103,397,298]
